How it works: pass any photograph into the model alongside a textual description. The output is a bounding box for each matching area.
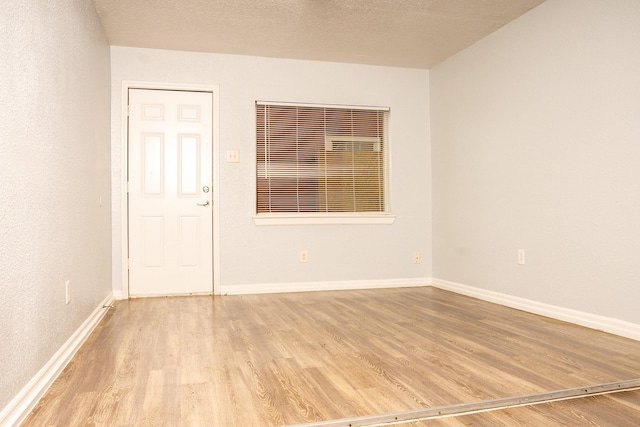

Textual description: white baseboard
[432,278,640,342]
[219,277,431,295]
[112,289,126,300]
[0,292,114,427]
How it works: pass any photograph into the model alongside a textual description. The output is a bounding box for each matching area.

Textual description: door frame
[120,81,221,298]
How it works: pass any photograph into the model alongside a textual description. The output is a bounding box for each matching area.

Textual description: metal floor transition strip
[287,378,640,427]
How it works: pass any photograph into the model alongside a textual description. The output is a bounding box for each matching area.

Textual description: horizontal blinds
[256,100,390,111]
[256,102,387,214]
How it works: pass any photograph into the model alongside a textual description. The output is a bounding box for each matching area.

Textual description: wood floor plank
[20,287,640,426]
[399,389,640,426]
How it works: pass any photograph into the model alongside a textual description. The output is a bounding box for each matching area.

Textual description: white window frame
[253,101,394,226]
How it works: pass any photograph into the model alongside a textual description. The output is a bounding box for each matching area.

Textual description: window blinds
[256,102,388,214]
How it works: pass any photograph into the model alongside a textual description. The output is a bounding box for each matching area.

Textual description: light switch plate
[226,150,240,163]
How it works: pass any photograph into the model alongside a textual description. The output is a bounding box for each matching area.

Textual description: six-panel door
[128,89,213,296]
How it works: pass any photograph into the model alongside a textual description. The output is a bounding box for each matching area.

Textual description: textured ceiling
[93,0,546,69]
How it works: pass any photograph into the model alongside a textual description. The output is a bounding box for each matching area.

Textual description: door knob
[197,200,210,206]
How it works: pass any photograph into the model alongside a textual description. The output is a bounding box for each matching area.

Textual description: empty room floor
[22,287,640,426]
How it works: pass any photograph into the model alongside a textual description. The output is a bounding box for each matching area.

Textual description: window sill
[253,213,396,226]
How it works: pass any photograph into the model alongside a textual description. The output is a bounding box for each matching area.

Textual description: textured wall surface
[0,0,112,409]
[431,0,640,323]
[110,48,431,292]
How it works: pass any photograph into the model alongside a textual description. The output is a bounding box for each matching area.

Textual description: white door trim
[120,81,221,298]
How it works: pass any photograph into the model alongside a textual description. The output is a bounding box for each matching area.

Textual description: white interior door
[128,88,213,296]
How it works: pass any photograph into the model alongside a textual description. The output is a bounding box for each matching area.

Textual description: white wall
[110,48,431,293]
[0,0,112,410]
[431,0,640,324]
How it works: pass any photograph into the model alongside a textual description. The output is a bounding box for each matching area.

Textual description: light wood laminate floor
[22,287,640,426]
[402,389,640,426]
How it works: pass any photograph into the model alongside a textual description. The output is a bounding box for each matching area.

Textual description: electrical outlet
[413,251,421,264]
[300,250,308,263]
[518,249,525,265]
[65,280,71,304]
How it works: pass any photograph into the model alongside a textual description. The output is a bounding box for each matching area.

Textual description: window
[256,102,392,224]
